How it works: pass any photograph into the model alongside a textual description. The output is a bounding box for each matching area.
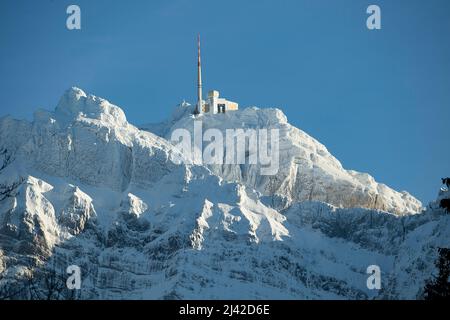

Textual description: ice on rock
[120,193,148,218]
[55,87,128,127]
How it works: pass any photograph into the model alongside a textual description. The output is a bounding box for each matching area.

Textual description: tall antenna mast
[195,34,203,114]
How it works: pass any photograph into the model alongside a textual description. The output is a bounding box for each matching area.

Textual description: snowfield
[0,87,448,299]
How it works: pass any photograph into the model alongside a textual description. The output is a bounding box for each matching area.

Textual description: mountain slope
[142,104,421,215]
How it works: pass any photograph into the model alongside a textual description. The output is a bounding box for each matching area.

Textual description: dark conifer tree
[424,247,450,299]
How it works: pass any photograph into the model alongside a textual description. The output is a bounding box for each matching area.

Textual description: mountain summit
[142,101,421,215]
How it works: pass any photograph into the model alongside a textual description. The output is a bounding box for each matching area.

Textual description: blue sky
[1,0,449,203]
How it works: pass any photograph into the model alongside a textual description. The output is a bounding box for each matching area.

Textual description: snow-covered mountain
[0,87,448,299]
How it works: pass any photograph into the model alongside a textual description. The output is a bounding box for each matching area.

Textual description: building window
[218,104,226,113]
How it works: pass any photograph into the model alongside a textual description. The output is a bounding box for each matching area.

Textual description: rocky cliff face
[0,88,446,300]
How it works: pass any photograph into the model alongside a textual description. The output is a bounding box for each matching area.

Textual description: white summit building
[194,35,239,115]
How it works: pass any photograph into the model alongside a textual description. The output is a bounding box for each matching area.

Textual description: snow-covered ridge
[1,86,421,215]
[142,103,422,215]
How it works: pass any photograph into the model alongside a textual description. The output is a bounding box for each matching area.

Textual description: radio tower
[194,34,203,115]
